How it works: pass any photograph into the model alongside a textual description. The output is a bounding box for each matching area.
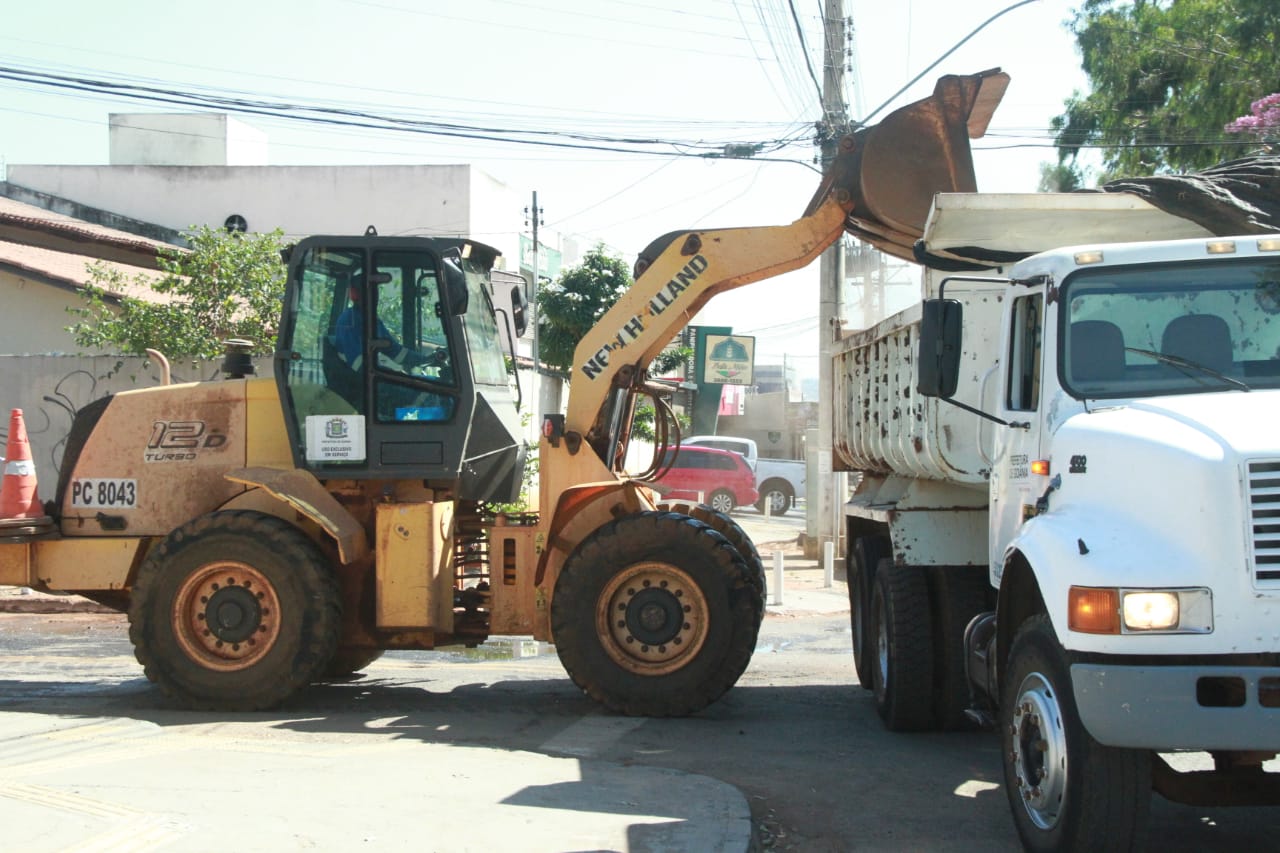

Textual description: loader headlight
[1069,586,1212,634]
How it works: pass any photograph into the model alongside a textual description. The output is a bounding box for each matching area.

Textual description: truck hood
[1047,390,1280,586]
[1055,390,1280,474]
[1122,391,1280,459]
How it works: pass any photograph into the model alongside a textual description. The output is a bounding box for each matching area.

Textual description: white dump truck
[835,191,1280,851]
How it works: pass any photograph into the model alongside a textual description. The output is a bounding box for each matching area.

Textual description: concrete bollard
[763,495,771,519]
[823,541,835,588]
[771,550,784,606]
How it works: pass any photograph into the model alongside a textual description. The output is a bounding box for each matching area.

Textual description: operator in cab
[333,282,448,377]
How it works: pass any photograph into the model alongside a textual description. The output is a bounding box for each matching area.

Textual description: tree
[536,245,691,441]
[1052,0,1280,181]
[1225,92,1280,152]
[68,226,288,358]
[1037,162,1085,193]
[535,245,633,375]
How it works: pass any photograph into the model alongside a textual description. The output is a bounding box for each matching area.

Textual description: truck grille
[1249,460,1280,583]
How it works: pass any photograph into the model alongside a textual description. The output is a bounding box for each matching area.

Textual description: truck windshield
[1059,257,1280,399]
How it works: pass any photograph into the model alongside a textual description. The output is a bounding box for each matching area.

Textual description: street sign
[703,334,755,385]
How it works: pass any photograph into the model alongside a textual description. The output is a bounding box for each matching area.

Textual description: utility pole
[525,191,549,417]
[811,0,849,559]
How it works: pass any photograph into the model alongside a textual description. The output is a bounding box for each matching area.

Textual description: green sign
[519,235,562,280]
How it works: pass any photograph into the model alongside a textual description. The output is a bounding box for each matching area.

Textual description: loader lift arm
[553,69,1010,473]
[533,68,1010,642]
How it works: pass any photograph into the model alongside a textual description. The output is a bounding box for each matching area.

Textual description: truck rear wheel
[847,536,889,691]
[1002,615,1150,853]
[659,502,766,625]
[928,566,991,730]
[551,512,761,716]
[128,510,341,710]
[870,559,934,730]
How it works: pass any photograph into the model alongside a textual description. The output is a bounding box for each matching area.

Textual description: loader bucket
[810,69,1010,261]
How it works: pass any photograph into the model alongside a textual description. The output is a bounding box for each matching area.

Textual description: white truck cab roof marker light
[1257,237,1280,252]
[1074,250,1105,265]
[1206,240,1237,254]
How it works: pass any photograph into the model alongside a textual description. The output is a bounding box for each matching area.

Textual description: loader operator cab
[275,235,527,503]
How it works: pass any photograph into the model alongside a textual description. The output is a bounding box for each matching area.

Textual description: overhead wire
[0,64,814,161]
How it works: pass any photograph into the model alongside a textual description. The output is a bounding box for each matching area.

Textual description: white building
[7,113,569,419]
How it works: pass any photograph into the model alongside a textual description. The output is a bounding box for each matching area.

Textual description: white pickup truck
[682,435,806,516]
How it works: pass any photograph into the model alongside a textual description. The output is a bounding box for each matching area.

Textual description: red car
[653,445,759,514]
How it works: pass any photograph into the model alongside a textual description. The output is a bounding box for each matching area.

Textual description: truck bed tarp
[912,155,1280,271]
[1097,155,1280,236]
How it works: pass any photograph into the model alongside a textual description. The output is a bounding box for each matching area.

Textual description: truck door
[988,291,1045,582]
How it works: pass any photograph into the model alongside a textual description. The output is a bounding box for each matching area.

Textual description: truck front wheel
[128,511,341,710]
[551,512,760,716]
[1001,615,1150,852]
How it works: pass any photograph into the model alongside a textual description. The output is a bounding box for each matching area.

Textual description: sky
[0,0,1089,381]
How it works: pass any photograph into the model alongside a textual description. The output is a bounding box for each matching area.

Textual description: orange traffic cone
[1,408,45,521]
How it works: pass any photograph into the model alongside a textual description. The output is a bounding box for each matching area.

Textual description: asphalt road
[2,506,1278,851]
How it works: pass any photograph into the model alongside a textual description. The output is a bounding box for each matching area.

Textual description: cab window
[1006,293,1043,411]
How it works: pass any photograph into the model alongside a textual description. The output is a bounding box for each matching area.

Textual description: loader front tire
[128,510,341,710]
[552,512,760,716]
[658,501,766,623]
[319,648,384,681]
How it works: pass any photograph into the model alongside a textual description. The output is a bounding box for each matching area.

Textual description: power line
[784,0,825,108]
[0,63,815,161]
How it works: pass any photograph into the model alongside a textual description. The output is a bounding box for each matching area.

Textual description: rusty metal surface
[832,280,1006,483]
[224,466,369,564]
[58,381,247,537]
[831,69,1010,261]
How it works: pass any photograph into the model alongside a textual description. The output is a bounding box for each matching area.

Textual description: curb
[0,588,117,614]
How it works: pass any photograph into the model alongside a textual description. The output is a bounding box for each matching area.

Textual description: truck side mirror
[510,285,529,337]
[917,298,962,398]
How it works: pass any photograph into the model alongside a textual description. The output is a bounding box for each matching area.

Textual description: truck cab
[837,184,1280,850]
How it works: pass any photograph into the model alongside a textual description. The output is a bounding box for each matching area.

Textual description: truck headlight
[1069,586,1212,634]
[1122,592,1178,630]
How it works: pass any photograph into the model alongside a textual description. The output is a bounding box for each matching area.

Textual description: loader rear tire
[658,501,766,623]
[552,511,760,716]
[128,510,341,711]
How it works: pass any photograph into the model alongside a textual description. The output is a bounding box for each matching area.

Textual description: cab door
[988,290,1045,583]
[275,239,473,481]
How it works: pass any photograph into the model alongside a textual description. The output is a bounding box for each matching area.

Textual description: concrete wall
[0,354,230,495]
[6,164,523,263]
[109,114,269,167]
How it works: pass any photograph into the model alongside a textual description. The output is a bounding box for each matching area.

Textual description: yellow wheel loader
[0,70,1007,714]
